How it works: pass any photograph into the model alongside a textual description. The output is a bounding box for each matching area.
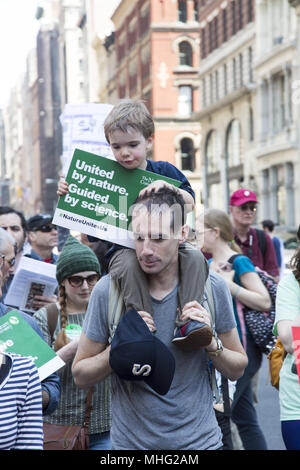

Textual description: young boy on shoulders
[57,99,211,349]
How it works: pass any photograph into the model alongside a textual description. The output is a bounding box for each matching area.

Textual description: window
[213,17,218,50]
[178,86,193,116]
[194,0,199,21]
[223,8,227,42]
[180,138,195,171]
[248,0,253,23]
[201,28,206,58]
[249,107,254,141]
[205,130,220,173]
[178,1,187,23]
[238,0,243,31]
[226,120,242,167]
[248,47,253,82]
[232,0,236,35]
[232,58,237,90]
[223,64,228,95]
[179,41,193,66]
[239,53,243,87]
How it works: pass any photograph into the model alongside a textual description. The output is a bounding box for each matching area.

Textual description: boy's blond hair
[104,99,155,143]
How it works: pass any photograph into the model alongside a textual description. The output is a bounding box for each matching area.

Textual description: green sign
[53,149,181,248]
[0,311,65,381]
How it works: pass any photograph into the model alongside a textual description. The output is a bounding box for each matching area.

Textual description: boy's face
[109,128,153,170]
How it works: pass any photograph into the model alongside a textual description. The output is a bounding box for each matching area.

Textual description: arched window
[180,138,195,171]
[205,130,221,173]
[179,41,193,66]
[226,119,242,167]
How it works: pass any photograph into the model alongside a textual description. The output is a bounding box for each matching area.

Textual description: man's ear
[179,224,189,244]
[27,232,36,244]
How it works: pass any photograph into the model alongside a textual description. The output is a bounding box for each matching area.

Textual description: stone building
[196,0,256,210]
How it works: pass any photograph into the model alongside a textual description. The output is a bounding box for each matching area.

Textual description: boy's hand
[137,311,156,333]
[180,301,211,328]
[139,180,178,197]
[57,176,69,196]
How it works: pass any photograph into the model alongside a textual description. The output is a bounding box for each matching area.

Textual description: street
[256,355,286,450]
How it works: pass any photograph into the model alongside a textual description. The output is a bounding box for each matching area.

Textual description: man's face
[0,242,16,286]
[0,213,25,253]
[230,202,257,229]
[28,224,58,251]
[132,207,186,277]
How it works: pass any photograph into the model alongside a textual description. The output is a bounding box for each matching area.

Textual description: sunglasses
[67,274,100,288]
[239,203,257,212]
[0,254,16,268]
[35,224,57,233]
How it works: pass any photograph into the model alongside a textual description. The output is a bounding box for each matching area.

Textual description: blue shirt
[0,303,60,415]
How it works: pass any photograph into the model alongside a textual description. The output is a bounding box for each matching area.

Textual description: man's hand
[137,311,156,332]
[57,176,69,197]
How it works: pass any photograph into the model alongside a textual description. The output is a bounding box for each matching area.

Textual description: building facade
[255,0,297,229]
[196,0,256,211]
[110,0,203,209]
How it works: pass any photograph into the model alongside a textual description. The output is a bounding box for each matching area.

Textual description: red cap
[229,189,258,206]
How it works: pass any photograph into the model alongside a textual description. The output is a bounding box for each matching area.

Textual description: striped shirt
[0,353,43,450]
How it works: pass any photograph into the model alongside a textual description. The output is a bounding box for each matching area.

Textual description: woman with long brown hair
[201,208,271,450]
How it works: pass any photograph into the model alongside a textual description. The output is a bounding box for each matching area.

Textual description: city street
[256,355,285,450]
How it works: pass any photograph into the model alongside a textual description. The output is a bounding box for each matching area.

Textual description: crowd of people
[0,99,299,451]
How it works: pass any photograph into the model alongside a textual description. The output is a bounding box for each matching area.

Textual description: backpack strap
[255,228,267,257]
[45,302,60,341]
[108,278,126,344]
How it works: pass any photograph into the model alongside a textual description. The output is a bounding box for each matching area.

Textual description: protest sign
[53,148,182,248]
[292,326,300,388]
[60,103,114,176]
[0,311,64,381]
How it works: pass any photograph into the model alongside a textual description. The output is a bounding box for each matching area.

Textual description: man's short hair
[104,99,155,143]
[0,206,27,233]
[131,187,186,235]
[262,219,275,232]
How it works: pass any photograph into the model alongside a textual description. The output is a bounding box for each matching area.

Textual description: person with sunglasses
[229,189,279,281]
[24,214,58,310]
[34,235,111,450]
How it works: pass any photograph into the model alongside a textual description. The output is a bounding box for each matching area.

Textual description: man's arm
[205,328,248,381]
[72,332,112,389]
[179,300,247,382]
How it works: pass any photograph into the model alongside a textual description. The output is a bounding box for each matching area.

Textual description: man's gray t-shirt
[83,271,236,450]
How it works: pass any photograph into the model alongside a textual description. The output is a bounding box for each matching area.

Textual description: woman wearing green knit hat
[34,236,111,450]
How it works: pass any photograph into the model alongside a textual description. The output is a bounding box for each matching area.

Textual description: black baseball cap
[109,309,175,395]
[27,214,53,231]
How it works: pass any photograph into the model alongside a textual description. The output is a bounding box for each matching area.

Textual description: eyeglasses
[0,254,16,268]
[67,274,100,288]
[197,228,214,236]
[239,203,257,212]
[35,224,57,233]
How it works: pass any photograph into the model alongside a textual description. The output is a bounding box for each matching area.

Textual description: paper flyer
[0,311,65,381]
[4,256,57,313]
[292,326,300,388]
[53,148,182,248]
